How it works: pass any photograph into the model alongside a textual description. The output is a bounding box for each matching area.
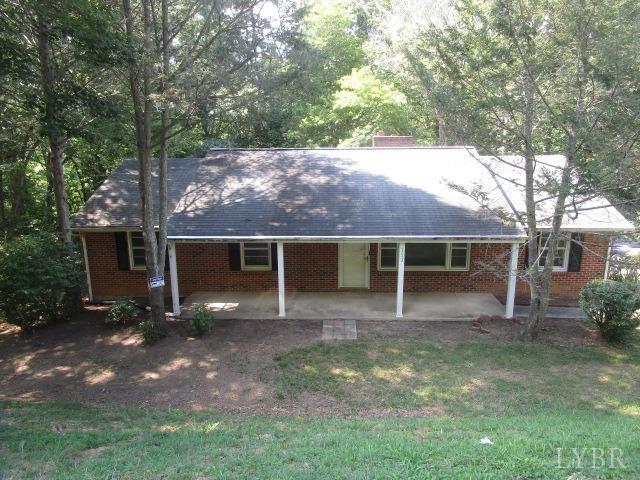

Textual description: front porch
[167,241,522,319]
[179,291,505,321]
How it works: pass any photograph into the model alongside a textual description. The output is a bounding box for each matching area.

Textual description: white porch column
[505,242,519,318]
[396,242,406,318]
[277,241,285,317]
[168,241,181,316]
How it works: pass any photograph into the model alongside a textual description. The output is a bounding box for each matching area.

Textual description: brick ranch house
[71,134,633,318]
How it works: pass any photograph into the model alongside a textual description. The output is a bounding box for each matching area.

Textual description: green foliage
[0,233,83,330]
[188,304,213,337]
[579,280,640,342]
[105,298,138,329]
[608,254,640,287]
[139,318,168,345]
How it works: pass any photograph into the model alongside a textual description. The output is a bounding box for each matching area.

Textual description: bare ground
[0,306,601,415]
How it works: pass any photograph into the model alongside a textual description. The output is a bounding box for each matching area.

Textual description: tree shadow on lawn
[1,309,639,418]
[268,329,640,417]
[0,307,323,411]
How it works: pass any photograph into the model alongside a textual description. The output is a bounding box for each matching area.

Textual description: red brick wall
[175,242,338,294]
[84,233,609,305]
[369,242,510,294]
[513,233,610,306]
[83,232,171,298]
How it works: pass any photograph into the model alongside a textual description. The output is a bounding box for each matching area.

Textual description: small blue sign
[149,275,165,289]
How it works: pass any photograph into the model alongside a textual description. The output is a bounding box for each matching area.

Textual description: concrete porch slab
[180,291,505,321]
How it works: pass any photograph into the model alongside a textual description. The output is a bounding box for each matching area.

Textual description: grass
[269,336,640,416]
[1,401,639,479]
[1,330,639,478]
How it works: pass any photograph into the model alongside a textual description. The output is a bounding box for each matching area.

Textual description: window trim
[240,242,272,271]
[127,231,147,270]
[377,242,470,271]
[538,233,570,272]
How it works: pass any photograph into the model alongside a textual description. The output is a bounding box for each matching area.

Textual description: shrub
[106,299,138,328]
[188,304,213,336]
[579,280,640,342]
[139,318,168,345]
[0,233,84,331]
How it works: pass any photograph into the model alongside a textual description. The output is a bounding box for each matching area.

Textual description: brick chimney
[372,131,413,148]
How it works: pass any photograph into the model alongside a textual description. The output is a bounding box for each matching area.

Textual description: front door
[339,243,369,288]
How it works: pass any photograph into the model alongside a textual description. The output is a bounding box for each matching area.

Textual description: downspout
[80,234,93,302]
[604,238,612,280]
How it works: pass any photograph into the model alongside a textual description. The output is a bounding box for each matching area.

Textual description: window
[377,242,470,271]
[450,243,469,268]
[538,233,569,271]
[379,243,398,268]
[406,243,447,268]
[128,232,146,269]
[241,242,271,270]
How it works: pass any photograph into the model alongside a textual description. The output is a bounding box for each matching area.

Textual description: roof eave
[166,234,527,243]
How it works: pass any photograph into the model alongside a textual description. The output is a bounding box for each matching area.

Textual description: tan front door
[339,243,369,288]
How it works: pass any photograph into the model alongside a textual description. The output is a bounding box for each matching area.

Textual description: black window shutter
[115,232,130,270]
[271,243,278,271]
[568,233,584,272]
[228,243,241,271]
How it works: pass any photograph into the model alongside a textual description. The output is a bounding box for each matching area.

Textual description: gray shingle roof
[71,148,531,239]
[481,154,634,231]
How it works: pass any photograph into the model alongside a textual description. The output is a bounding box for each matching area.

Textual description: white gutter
[604,240,612,280]
[167,235,527,243]
[80,234,93,302]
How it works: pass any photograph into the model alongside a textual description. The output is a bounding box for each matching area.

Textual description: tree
[1,0,124,245]
[121,0,281,334]
[408,0,640,337]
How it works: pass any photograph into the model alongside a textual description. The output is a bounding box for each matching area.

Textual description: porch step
[322,319,357,341]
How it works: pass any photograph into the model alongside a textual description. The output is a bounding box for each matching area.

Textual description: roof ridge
[205,146,476,152]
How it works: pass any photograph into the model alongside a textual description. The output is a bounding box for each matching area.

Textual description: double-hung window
[241,242,272,270]
[378,242,470,271]
[538,233,569,271]
[128,232,147,269]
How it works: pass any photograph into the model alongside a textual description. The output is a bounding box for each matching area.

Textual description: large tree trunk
[0,169,5,233]
[37,15,72,248]
[7,159,28,238]
[156,0,170,274]
[48,142,72,245]
[521,71,543,338]
[436,110,448,146]
[123,0,167,332]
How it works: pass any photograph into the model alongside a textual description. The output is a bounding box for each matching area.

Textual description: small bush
[579,280,640,342]
[106,299,138,328]
[188,304,213,336]
[0,233,83,331]
[140,318,168,345]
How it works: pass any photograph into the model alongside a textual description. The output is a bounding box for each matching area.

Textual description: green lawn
[1,332,639,479]
[0,402,638,479]
[268,337,640,416]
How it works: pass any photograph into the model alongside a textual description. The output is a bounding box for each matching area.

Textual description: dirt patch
[0,307,601,415]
